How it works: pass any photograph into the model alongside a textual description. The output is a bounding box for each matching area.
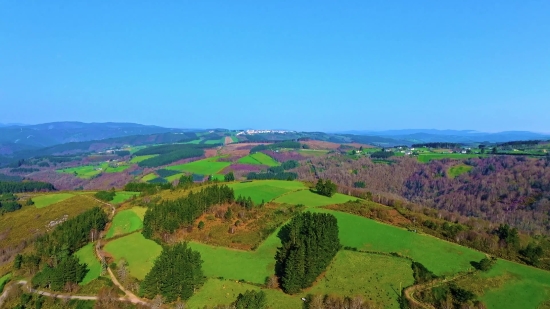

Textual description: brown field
[224,136,234,145]
[166,203,297,250]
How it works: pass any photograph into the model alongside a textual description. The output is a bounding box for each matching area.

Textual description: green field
[306,250,414,309]
[105,207,145,238]
[299,149,330,156]
[186,279,300,309]
[273,190,356,207]
[455,259,550,309]
[417,153,485,163]
[165,172,184,182]
[314,209,485,276]
[33,193,75,208]
[229,180,306,204]
[129,155,157,163]
[58,162,131,178]
[448,164,474,178]
[237,152,280,167]
[75,243,101,285]
[111,191,139,204]
[166,157,230,175]
[103,232,162,280]
[141,173,157,182]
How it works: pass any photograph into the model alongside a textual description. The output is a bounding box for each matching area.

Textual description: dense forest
[133,143,218,168]
[140,243,205,302]
[275,212,340,294]
[295,155,550,235]
[142,184,234,240]
[0,180,55,193]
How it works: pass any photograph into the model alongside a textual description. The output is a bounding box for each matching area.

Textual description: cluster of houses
[236,129,294,135]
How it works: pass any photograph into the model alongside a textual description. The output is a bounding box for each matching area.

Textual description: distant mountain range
[0,122,548,164]
[338,129,550,144]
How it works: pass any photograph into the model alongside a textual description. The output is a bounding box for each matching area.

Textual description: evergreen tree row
[34,207,108,260]
[0,180,55,194]
[140,242,205,302]
[124,182,172,194]
[30,255,87,291]
[275,212,341,294]
[235,195,255,210]
[94,190,116,202]
[142,185,234,239]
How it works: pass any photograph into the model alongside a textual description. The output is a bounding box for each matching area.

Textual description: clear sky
[0,1,549,132]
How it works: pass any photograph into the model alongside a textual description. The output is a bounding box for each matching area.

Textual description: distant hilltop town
[236,129,294,135]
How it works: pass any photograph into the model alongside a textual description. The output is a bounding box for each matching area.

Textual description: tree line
[411,142,463,148]
[0,180,55,194]
[250,141,303,153]
[275,212,340,294]
[0,193,22,213]
[142,184,234,239]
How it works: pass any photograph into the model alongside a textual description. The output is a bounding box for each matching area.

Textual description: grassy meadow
[417,153,485,163]
[111,191,139,204]
[448,164,474,178]
[57,162,131,178]
[129,155,157,163]
[105,207,145,238]
[273,190,357,207]
[166,156,230,175]
[33,193,75,208]
[229,180,306,204]
[103,232,162,280]
[74,243,101,285]
[0,273,11,293]
[237,152,280,166]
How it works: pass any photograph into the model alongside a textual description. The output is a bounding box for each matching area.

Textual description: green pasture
[237,152,280,167]
[455,259,550,309]
[230,136,239,143]
[305,250,414,309]
[106,208,144,239]
[273,190,356,207]
[417,153,485,163]
[229,180,306,204]
[313,209,485,276]
[141,173,157,182]
[74,243,101,285]
[103,232,162,280]
[299,149,330,156]
[186,279,300,309]
[166,156,230,175]
[205,139,223,145]
[33,193,75,208]
[57,162,130,178]
[448,164,473,179]
[111,191,139,204]
[129,155,157,163]
[165,173,184,182]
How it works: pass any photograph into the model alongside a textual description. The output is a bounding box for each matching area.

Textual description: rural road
[403,271,476,309]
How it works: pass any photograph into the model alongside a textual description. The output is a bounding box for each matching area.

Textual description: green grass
[33,193,75,208]
[305,250,414,309]
[454,259,550,309]
[57,165,105,179]
[186,279,300,309]
[166,157,231,175]
[130,155,157,163]
[0,273,11,293]
[106,208,144,238]
[103,232,162,280]
[111,191,139,204]
[74,243,101,285]
[299,149,330,156]
[448,164,473,178]
[313,209,485,276]
[273,190,356,207]
[57,162,130,178]
[229,180,306,204]
[165,172,184,182]
[417,153,485,163]
[237,152,280,167]
[205,139,223,145]
[141,173,157,182]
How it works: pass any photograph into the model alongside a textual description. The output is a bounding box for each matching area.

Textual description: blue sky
[0,1,549,132]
